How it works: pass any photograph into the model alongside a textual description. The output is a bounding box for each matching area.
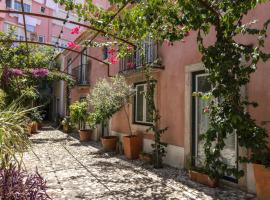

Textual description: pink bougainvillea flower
[70,26,80,35]
[31,68,49,77]
[127,62,135,69]
[67,42,80,49]
[108,48,116,55]
[108,56,118,64]
[203,107,210,113]
[127,45,134,52]
[10,68,23,77]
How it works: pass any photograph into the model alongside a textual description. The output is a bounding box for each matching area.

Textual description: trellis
[0,2,133,77]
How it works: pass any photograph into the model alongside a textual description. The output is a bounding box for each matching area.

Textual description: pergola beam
[20,0,30,64]
[0,40,109,65]
[0,10,134,46]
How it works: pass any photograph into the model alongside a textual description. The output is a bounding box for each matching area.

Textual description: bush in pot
[69,101,92,142]
[61,116,73,133]
[87,75,136,153]
[28,109,43,134]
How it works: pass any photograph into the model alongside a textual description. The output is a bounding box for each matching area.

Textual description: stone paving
[23,126,256,200]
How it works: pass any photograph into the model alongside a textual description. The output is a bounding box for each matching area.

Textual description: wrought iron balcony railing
[119,40,162,74]
[72,64,90,86]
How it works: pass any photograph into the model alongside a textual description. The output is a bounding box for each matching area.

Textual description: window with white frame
[134,82,154,124]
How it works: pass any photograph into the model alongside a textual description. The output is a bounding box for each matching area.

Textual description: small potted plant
[87,76,134,152]
[28,109,42,134]
[70,101,92,142]
[189,167,218,188]
[61,116,73,133]
[188,157,218,188]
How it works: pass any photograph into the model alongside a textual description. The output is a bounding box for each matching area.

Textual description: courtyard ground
[23,126,256,200]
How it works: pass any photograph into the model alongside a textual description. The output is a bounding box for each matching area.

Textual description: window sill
[132,121,153,127]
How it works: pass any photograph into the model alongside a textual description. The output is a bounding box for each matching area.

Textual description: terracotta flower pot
[253,163,270,200]
[31,122,38,134]
[79,129,92,142]
[189,170,218,188]
[123,135,142,160]
[63,125,69,133]
[101,136,118,152]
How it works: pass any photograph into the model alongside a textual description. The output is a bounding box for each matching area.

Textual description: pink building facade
[53,1,270,193]
[0,0,79,47]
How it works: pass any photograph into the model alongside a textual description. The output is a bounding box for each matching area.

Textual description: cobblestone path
[23,126,256,200]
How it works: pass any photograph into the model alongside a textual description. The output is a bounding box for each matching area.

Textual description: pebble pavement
[23,126,257,200]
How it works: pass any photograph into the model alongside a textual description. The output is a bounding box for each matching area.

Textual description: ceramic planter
[189,170,218,188]
[101,136,118,152]
[79,129,92,142]
[253,163,270,200]
[123,135,142,160]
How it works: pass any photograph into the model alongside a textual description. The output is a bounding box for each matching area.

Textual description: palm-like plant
[0,101,31,168]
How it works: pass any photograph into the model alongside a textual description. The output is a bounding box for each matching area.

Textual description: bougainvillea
[70,26,80,34]
[67,41,80,49]
[108,48,118,64]
[31,68,49,78]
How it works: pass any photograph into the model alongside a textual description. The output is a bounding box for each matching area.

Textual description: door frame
[184,63,241,183]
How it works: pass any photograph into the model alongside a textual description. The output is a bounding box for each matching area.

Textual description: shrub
[69,101,89,130]
[87,75,133,131]
[0,167,51,200]
[0,101,31,168]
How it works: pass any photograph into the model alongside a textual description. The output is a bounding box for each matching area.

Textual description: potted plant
[61,116,73,133]
[87,76,135,153]
[70,101,92,142]
[251,149,270,200]
[186,156,218,188]
[28,109,42,134]
[189,168,218,188]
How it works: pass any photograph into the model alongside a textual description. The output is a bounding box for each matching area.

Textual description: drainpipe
[60,55,65,116]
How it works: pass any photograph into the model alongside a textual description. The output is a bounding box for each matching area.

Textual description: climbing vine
[58,0,270,179]
[144,66,168,168]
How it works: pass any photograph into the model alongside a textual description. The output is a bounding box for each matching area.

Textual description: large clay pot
[189,170,218,188]
[101,136,118,152]
[79,129,92,142]
[31,122,38,134]
[253,163,270,200]
[123,135,142,160]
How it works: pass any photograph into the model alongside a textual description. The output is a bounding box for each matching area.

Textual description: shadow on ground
[29,126,255,200]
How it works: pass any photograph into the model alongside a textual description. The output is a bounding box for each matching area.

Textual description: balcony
[119,40,163,75]
[72,64,90,86]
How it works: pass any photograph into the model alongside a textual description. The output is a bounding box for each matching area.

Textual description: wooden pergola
[0,1,133,77]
